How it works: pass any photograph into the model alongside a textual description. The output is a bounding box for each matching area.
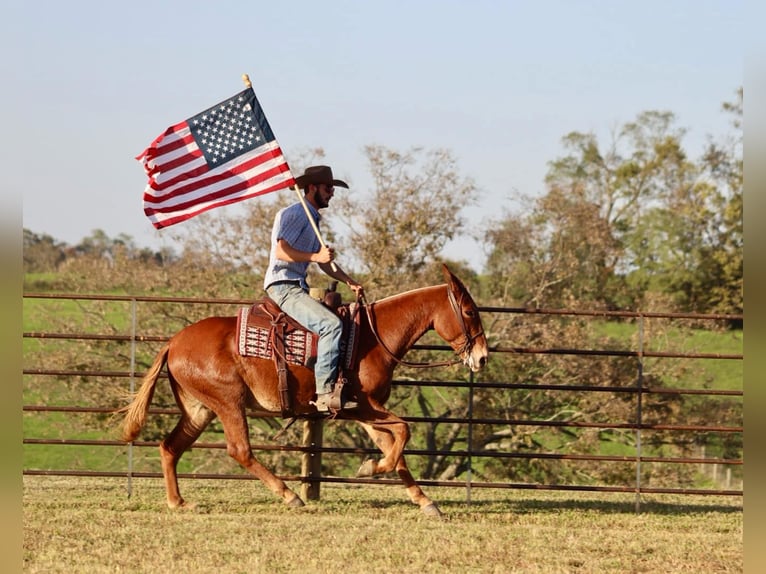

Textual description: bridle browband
[360,286,484,369]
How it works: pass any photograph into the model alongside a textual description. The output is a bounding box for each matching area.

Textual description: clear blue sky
[6,1,744,270]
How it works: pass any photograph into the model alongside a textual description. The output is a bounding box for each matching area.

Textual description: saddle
[235,287,361,417]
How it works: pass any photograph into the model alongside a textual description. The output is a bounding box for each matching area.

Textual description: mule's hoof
[356,458,376,477]
[286,496,305,508]
[421,503,443,518]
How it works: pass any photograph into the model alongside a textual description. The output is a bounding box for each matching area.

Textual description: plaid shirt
[263,201,322,291]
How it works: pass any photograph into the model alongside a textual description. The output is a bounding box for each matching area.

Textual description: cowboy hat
[294,165,349,189]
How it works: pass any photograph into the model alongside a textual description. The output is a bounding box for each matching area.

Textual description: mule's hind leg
[215,404,305,508]
[356,419,442,517]
[159,396,216,508]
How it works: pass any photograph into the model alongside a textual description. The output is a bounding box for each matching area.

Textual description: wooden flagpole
[242,74,337,271]
[242,74,333,496]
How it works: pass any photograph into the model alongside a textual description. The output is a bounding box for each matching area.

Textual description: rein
[359,288,478,369]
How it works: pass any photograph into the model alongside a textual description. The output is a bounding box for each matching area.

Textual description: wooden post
[301,418,323,501]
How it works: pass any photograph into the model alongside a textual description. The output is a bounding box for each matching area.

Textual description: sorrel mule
[120,264,488,516]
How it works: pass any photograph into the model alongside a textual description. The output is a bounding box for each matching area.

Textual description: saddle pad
[235,299,361,371]
[236,305,317,366]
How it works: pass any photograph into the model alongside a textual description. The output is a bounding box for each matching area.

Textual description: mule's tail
[119,343,170,442]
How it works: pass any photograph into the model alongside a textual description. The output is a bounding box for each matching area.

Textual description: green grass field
[22,476,742,573]
[593,319,743,391]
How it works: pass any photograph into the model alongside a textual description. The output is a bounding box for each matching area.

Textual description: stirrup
[333,377,358,410]
[310,381,358,412]
[310,391,341,412]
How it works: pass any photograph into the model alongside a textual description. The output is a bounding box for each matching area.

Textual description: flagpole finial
[242,74,252,88]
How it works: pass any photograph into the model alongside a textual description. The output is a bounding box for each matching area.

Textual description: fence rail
[23,292,743,508]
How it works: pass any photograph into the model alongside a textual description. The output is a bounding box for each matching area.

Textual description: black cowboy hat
[294,165,349,189]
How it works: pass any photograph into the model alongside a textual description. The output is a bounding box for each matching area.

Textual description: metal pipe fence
[22,293,743,508]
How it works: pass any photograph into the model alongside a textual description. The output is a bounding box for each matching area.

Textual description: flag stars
[188,90,273,165]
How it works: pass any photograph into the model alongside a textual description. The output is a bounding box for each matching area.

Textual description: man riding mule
[120,214,489,515]
[264,165,364,412]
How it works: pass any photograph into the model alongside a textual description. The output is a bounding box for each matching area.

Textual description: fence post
[127,298,137,498]
[466,369,474,504]
[634,314,645,513]
[301,418,323,501]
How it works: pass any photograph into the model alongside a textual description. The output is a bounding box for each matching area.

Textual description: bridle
[446,287,485,358]
[360,287,484,369]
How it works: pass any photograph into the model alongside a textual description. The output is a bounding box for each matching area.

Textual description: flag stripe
[147,137,203,175]
[136,87,295,229]
[144,139,285,198]
[151,127,195,158]
[144,140,286,201]
[145,168,292,218]
[143,150,290,208]
[137,123,190,165]
[145,155,209,191]
[144,171,293,229]
[141,124,205,182]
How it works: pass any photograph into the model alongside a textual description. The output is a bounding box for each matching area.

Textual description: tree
[485,91,743,315]
[23,229,67,273]
[547,110,702,309]
[485,186,622,309]
[476,95,743,485]
[333,145,478,297]
[623,90,742,314]
[697,88,743,315]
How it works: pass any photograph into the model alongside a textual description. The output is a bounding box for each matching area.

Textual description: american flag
[137,87,295,229]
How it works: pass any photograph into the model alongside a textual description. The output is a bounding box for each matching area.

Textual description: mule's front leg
[355,419,409,476]
[356,420,442,517]
[396,457,442,517]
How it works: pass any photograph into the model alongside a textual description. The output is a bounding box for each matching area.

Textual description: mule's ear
[442,263,467,293]
[441,263,452,284]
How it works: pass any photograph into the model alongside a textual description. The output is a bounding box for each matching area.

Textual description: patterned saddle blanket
[235,297,361,372]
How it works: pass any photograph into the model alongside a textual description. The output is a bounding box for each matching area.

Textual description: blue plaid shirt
[263,201,322,291]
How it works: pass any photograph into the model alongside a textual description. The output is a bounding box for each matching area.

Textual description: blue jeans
[266,283,343,395]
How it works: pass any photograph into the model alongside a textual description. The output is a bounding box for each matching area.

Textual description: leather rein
[359,287,484,369]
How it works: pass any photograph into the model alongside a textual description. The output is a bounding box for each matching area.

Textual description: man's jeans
[266,283,343,395]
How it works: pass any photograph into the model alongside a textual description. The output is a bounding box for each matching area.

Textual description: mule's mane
[373,284,446,307]
[364,284,451,357]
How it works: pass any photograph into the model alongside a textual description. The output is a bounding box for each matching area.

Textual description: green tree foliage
[697,88,743,315]
[485,90,742,315]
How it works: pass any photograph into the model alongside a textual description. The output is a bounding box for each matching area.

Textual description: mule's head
[436,264,489,372]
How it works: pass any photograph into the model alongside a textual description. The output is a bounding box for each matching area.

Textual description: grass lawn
[22,476,742,574]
